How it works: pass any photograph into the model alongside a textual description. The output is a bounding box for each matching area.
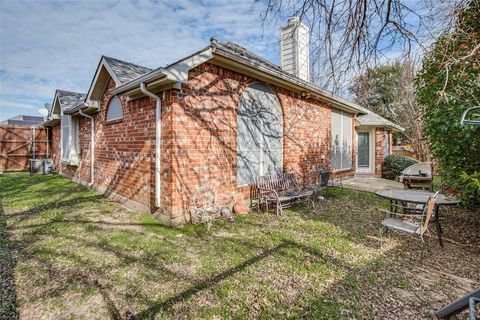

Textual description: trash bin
[29,159,43,174]
[43,158,53,174]
[318,169,331,186]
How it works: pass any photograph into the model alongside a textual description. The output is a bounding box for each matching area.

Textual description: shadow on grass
[0,197,19,320]
[131,238,353,319]
[7,195,104,222]
[10,218,164,230]
[3,174,478,319]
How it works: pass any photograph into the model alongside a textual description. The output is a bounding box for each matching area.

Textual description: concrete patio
[341,175,403,193]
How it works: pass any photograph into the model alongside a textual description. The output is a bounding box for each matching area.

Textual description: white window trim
[355,128,375,174]
[106,96,124,122]
[61,114,80,166]
[331,109,353,171]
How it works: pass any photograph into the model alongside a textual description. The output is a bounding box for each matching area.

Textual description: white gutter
[140,83,162,208]
[111,47,213,96]
[46,127,49,158]
[79,108,95,187]
[32,126,36,158]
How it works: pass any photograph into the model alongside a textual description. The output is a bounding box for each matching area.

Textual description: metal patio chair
[189,184,235,229]
[256,173,314,215]
[303,167,331,211]
[380,191,440,261]
[429,288,480,319]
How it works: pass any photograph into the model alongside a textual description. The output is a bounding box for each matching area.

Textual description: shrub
[382,155,418,180]
[456,172,480,208]
[415,1,480,208]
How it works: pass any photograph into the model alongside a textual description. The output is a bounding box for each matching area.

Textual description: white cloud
[0,0,280,120]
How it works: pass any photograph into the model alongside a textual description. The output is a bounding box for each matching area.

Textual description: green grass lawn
[1,173,479,319]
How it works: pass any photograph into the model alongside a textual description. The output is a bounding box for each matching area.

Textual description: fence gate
[0,125,50,172]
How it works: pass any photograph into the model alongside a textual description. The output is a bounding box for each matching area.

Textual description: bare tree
[390,60,430,161]
[350,59,430,161]
[258,0,466,92]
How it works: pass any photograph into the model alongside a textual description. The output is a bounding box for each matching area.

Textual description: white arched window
[106,96,123,121]
[237,83,283,185]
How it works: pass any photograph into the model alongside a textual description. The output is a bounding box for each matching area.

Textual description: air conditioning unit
[43,158,53,174]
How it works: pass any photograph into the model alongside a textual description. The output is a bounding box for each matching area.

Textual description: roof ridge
[214,40,283,72]
[103,55,152,71]
[103,55,153,84]
[56,89,86,95]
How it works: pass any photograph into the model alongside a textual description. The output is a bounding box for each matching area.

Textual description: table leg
[434,205,444,247]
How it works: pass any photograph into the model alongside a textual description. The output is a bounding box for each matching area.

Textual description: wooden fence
[0,125,50,172]
[392,145,416,159]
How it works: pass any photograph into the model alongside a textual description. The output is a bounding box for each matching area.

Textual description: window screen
[237,83,283,185]
[106,96,123,121]
[61,115,71,161]
[331,109,353,170]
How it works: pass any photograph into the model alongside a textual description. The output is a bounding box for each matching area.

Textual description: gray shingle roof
[56,90,87,111]
[213,39,403,131]
[355,105,404,131]
[213,40,284,73]
[104,56,152,84]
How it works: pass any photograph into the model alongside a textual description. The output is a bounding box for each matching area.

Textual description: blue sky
[0,0,281,121]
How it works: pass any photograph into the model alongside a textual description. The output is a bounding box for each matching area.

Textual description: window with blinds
[61,114,80,165]
[331,109,353,170]
[61,115,71,162]
[237,83,283,185]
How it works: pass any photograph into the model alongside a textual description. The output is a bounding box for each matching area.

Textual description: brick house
[44,18,403,226]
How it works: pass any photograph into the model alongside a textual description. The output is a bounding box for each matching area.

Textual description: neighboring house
[43,18,403,226]
[1,115,45,126]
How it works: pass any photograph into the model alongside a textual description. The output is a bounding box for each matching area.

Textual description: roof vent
[280,17,310,82]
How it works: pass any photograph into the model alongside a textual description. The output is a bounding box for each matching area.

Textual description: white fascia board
[110,70,166,96]
[102,58,122,85]
[85,57,122,102]
[355,120,405,132]
[49,90,61,118]
[63,103,86,115]
[110,47,213,96]
[162,48,213,83]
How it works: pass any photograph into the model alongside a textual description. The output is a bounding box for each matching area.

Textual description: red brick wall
[50,62,360,226]
[56,78,157,213]
[166,63,354,225]
[51,125,60,168]
[374,128,392,176]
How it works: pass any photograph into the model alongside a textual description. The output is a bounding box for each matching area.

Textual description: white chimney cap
[288,16,300,24]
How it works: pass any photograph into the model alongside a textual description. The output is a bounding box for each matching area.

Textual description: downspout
[46,127,49,158]
[32,126,36,158]
[140,83,162,208]
[79,109,95,187]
